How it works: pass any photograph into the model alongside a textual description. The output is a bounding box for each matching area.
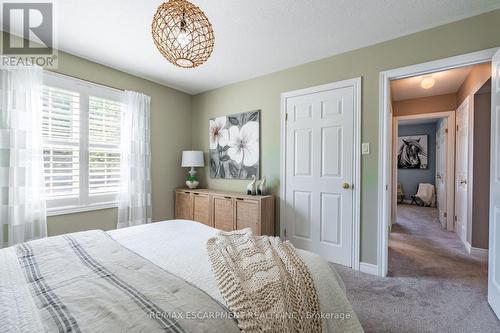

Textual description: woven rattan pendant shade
[152,0,214,68]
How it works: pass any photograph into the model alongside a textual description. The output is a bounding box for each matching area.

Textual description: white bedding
[108,220,363,332]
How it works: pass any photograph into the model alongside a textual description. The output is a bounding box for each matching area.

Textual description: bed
[0,220,363,332]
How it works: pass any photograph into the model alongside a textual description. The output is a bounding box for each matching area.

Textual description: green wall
[190,10,500,265]
[1,32,193,236]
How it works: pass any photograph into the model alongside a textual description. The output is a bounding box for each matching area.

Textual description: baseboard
[460,237,471,254]
[359,262,379,276]
[471,247,488,259]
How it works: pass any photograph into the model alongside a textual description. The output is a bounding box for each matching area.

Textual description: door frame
[455,97,474,251]
[280,77,362,270]
[378,48,499,277]
[393,111,456,232]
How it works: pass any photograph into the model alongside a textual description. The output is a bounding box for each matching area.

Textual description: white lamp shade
[181,151,205,167]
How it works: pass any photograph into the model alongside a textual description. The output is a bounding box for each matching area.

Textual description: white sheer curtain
[0,66,46,248]
[117,91,152,228]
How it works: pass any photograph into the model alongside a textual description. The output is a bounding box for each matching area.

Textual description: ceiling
[391,66,475,101]
[11,0,500,94]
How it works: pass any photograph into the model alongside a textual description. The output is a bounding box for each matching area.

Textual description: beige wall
[457,62,492,106]
[392,93,457,116]
[191,10,500,265]
[1,32,193,236]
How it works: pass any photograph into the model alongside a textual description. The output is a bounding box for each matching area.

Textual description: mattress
[108,220,363,332]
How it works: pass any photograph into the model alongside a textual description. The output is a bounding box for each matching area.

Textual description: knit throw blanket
[207,228,322,333]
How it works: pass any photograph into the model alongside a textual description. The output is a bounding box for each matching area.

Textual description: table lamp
[181,151,205,189]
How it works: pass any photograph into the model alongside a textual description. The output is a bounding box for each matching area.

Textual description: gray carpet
[332,204,500,333]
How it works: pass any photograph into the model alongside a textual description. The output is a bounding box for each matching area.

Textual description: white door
[455,98,469,244]
[488,49,500,320]
[284,82,357,267]
[436,118,448,228]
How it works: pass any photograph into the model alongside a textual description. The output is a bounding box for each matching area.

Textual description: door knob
[342,183,351,189]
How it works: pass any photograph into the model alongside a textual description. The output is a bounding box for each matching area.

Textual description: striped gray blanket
[0,230,240,333]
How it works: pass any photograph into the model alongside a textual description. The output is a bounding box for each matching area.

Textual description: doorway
[389,63,492,266]
[378,48,500,320]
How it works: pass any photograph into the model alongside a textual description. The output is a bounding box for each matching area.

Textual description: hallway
[334,204,500,332]
[389,204,485,280]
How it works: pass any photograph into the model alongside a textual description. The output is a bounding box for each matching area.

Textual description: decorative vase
[186,180,199,189]
[246,175,256,195]
[257,176,267,195]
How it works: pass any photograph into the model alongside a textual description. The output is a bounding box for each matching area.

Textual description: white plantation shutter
[42,72,124,214]
[89,96,121,195]
[42,86,80,199]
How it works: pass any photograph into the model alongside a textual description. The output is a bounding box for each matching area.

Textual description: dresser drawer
[213,195,234,231]
[175,191,193,220]
[235,198,260,235]
[192,192,211,227]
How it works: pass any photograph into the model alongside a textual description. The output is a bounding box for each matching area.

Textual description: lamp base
[186,180,199,189]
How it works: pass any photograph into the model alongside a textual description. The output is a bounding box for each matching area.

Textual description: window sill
[46,202,118,217]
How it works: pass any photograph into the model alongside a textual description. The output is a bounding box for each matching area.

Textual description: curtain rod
[44,69,125,92]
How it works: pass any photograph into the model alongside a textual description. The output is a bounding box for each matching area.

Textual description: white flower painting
[209,111,260,179]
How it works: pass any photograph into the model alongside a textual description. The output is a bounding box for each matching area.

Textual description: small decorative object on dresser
[246,175,257,195]
[181,150,205,189]
[257,176,267,195]
[175,189,275,236]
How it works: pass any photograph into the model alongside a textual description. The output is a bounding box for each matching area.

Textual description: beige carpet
[333,204,500,333]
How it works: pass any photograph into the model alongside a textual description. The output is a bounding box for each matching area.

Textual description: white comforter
[108,220,363,332]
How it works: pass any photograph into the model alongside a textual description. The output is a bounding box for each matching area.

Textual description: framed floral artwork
[209,110,260,179]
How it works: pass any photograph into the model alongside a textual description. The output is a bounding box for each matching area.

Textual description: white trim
[395,111,454,121]
[446,112,457,232]
[471,247,489,259]
[378,72,390,277]
[378,47,499,277]
[455,97,473,245]
[280,77,362,270]
[45,70,124,94]
[461,238,472,254]
[359,262,379,276]
[46,201,118,216]
[467,96,475,252]
[394,111,456,231]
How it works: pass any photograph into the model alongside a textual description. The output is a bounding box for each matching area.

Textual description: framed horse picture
[397,135,428,169]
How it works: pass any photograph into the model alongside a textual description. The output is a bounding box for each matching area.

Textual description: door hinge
[285,113,288,121]
[284,228,287,238]
[445,128,448,133]
[454,215,457,222]
[444,212,447,218]
[457,125,459,131]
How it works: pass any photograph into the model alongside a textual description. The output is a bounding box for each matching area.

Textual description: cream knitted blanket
[207,228,322,333]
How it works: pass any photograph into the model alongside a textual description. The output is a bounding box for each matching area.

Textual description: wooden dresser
[175,189,275,236]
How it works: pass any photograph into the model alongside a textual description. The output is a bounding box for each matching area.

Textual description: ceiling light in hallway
[420,77,435,89]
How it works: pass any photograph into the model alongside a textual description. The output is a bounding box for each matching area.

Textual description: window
[42,73,123,215]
